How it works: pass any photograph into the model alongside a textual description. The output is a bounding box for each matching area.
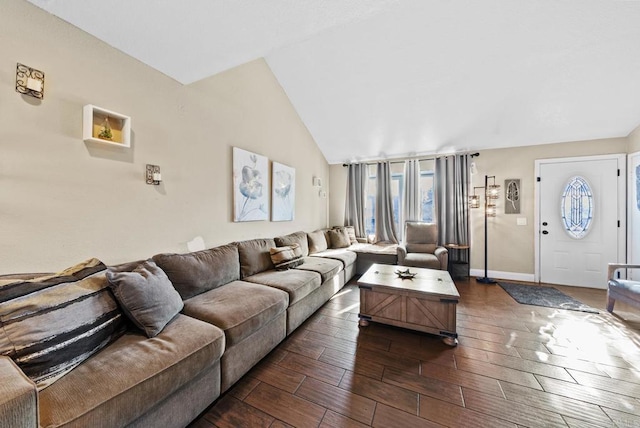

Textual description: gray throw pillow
[107,260,183,338]
[328,229,350,249]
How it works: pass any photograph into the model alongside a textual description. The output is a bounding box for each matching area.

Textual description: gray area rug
[498,282,599,313]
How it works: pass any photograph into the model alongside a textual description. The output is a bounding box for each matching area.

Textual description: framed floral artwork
[233,147,269,222]
[271,162,295,221]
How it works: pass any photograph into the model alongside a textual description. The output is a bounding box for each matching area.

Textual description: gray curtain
[403,159,421,225]
[434,154,470,261]
[375,162,399,244]
[344,163,368,238]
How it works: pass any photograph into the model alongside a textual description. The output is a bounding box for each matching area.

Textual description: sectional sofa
[0,227,397,428]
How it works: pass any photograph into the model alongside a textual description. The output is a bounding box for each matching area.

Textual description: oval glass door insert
[561,176,593,239]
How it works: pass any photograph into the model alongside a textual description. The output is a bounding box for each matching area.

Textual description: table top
[445,243,470,249]
[357,264,460,299]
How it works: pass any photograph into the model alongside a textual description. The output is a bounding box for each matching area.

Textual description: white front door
[536,155,625,288]
[629,151,640,281]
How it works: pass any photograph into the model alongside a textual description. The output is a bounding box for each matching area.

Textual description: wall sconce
[469,175,501,284]
[470,161,478,175]
[146,164,162,185]
[16,63,45,99]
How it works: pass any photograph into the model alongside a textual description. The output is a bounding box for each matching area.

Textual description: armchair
[397,222,448,270]
[607,263,640,313]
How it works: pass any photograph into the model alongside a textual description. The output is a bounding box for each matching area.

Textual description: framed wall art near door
[271,162,295,221]
[233,147,269,222]
[504,178,521,214]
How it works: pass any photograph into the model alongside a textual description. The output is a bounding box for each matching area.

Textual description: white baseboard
[469,269,535,283]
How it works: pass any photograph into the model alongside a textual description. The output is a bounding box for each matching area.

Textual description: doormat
[498,282,599,313]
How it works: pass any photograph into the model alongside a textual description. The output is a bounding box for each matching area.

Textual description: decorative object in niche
[98,116,113,141]
[271,162,295,222]
[233,147,268,222]
[16,63,45,99]
[83,104,131,147]
[505,178,521,214]
[146,164,161,185]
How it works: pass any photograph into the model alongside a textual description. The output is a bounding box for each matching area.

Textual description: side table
[445,244,470,279]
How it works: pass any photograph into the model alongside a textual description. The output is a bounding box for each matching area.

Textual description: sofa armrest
[397,245,407,264]
[0,356,38,428]
[435,247,449,271]
[608,263,640,281]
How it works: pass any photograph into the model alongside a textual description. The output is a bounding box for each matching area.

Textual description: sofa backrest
[153,244,240,300]
[235,238,277,278]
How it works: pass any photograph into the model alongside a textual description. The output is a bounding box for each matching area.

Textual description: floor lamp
[469,175,500,284]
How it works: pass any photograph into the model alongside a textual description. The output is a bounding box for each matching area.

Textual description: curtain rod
[342,152,479,167]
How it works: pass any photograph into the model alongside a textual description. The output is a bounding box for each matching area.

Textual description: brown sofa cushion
[0,258,126,390]
[106,260,183,338]
[235,238,276,278]
[294,257,342,283]
[244,269,321,305]
[183,281,288,346]
[153,244,239,300]
[307,230,328,254]
[38,314,224,428]
[274,231,309,257]
[310,249,357,269]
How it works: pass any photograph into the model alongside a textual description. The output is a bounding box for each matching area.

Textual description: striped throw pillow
[269,244,304,270]
[0,258,126,389]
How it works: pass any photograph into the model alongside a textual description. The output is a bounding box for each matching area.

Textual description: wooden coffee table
[357,264,460,346]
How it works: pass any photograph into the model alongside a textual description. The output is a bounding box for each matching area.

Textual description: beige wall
[629,123,640,153]
[0,0,329,274]
[469,138,627,277]
[328,138,628,277]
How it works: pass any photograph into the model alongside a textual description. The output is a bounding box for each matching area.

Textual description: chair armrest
[435,247,449,271]
[608,263,640,281]
[0,356,38,428]
[397,245,408,264]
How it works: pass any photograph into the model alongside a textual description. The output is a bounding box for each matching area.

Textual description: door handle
[542,230,549,235]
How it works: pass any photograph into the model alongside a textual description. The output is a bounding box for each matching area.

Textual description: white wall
[0,0,329,274]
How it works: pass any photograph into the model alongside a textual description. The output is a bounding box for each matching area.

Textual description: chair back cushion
[405,222,438,254]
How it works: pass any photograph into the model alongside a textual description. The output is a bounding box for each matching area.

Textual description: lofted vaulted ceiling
[27,0,640,164]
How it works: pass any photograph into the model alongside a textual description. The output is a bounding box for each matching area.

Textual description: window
[364,165,376,238]
[363,162,433,241]
[561,176,593,239]
[419,160,435,223]
[390,163,405,239]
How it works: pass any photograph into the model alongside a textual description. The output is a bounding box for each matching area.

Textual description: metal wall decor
[16,63,45,99]
[504,179,521,214]
[146,164,162,185]
[561,176,593,239]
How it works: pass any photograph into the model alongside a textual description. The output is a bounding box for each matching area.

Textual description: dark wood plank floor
[190,277,640,428]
